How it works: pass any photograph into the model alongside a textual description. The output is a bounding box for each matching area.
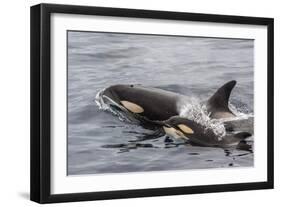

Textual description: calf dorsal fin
[207,80,236,119]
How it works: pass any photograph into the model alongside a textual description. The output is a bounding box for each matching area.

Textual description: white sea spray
[95,88,137,123]
[95,88,105,109]
[178,98,226,140]
[228,102,254,119]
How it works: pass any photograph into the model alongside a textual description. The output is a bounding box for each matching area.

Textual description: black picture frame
[30,3,274,204]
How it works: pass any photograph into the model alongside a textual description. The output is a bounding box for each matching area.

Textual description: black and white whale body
[100,80,237,122]
[162,116,251,148]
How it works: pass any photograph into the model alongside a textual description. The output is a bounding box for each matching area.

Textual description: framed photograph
[30,3,274,203]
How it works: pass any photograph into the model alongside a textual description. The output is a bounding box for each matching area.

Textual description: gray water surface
[67,31,254,175]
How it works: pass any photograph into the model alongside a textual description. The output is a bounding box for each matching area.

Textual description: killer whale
[99,80,237,122]
[162,116,251,148]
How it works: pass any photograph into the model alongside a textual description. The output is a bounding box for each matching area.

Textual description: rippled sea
[67,31,254,175]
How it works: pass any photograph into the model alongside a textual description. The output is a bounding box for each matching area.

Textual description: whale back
[101,85,181,121]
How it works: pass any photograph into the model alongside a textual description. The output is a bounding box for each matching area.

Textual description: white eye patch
[120,100,144,113]
[163,126,188,140]
[178,124,194,134]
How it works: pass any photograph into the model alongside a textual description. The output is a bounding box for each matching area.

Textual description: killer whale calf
[162,116,252,148]
[99,80,237,122]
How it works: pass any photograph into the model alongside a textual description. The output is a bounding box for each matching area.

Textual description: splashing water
[95,88,139,123]
[95,88,106,109]
[95,88,127,120]
[178,98,226,139]
[228,102,254,120]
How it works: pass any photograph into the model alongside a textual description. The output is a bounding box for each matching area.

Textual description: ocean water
[67,31,254,175]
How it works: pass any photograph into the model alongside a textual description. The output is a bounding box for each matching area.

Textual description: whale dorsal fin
[207,80,236,119]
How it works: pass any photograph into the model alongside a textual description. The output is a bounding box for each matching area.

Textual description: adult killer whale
[99,80,237,122]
